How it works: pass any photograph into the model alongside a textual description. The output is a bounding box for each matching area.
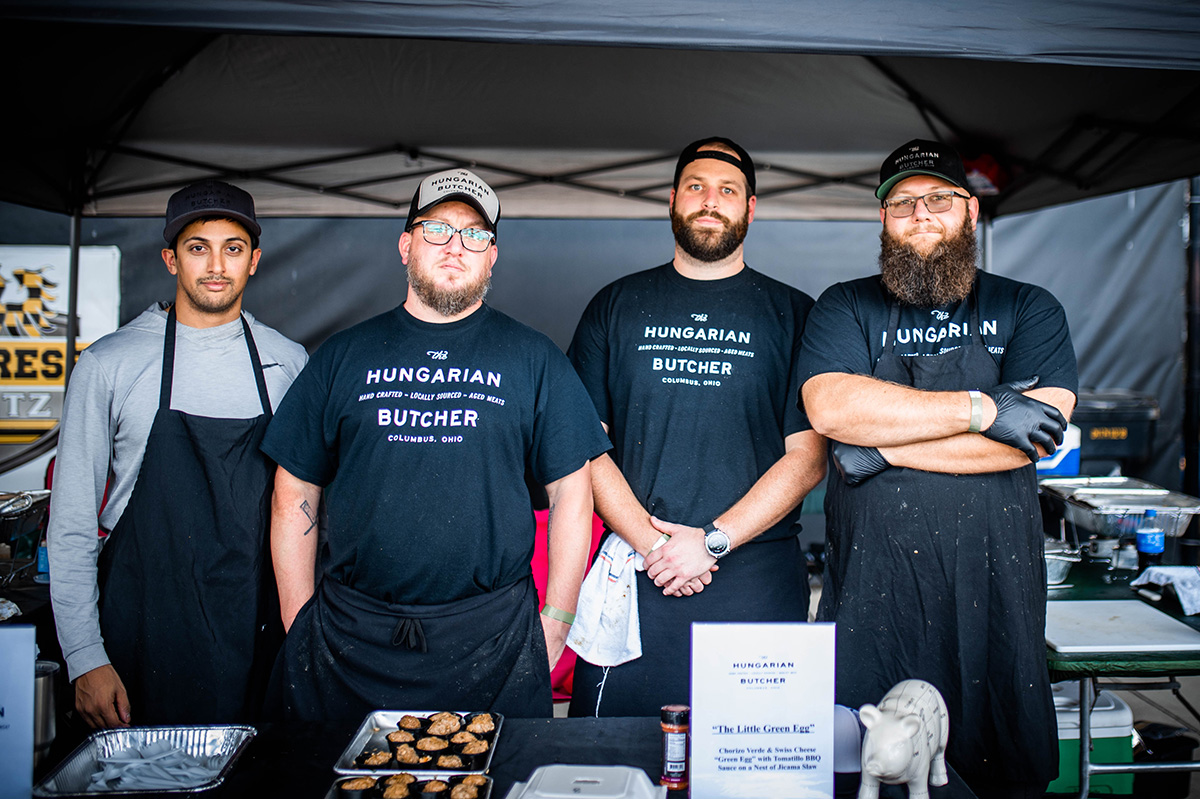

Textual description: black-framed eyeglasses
[882,191,970,218]
[413,221,495,252]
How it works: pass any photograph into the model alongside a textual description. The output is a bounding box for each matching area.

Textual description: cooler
[1048,681,1133,795]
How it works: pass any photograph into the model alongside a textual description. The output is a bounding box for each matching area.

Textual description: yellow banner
[0,340,87,387]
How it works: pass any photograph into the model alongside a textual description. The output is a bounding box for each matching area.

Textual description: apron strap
[884,297,901,355]
[159,305,272,416]
[240,314,272,418]
[160,305,178,412]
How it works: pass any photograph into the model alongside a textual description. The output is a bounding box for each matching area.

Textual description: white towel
[1133,566,1200,615]
[567,534,642,666]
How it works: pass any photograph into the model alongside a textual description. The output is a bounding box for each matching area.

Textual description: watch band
[541,604,576,625]
[967,390,983,433]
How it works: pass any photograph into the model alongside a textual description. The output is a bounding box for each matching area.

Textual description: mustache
[684,209,733,226]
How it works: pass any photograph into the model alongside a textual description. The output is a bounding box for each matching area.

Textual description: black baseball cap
[876,139,971,200]
[405,168,501,236]
[673,137,756,196]
[163,180,260,246]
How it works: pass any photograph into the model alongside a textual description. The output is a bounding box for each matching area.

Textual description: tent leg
[65,210,81,390]
[1186,177,1200,497]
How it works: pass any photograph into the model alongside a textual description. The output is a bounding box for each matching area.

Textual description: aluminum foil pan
[1040,476,1200,538]
[33,725,255,796]
[335,710,502,776]
[326,773,493,798]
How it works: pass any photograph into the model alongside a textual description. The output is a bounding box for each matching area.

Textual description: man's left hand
[540,613,569,671]
[644,517,720,595]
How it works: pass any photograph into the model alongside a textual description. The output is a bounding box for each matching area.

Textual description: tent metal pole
[1186,177,1200,496]
[65,210,81,390]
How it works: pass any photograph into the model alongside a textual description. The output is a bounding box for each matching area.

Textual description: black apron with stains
[818,290,1057,789]
[272,574,551,722]
[98,307,280,724]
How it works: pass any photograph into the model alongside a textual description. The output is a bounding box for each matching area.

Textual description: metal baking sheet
[33,725,256,796]
[326,773,493,798]
[1046,599,1200,654]
[334,710,503,776]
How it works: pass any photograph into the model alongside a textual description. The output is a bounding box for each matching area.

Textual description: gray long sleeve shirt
[47,304,307,681]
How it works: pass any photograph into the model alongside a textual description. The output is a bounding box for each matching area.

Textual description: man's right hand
[983,377,1067,461]
[831,442,891,486]
[75,664,131,728]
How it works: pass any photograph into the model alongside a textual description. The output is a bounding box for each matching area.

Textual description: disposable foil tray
[33,725,256,796]
[1040,476,1200,538]
[334,710,503,777]
[327,773,493,798]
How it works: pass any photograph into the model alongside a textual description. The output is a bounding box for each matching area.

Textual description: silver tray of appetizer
[335,710,503,776]
[33,725,255,796]
[328,772,492,798]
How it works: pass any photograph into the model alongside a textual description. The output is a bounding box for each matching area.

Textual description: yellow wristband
[968,390,983,433]
[649,532,672,552]
[541,604,576,625]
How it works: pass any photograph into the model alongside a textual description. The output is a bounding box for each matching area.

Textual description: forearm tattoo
[300,499,317,536]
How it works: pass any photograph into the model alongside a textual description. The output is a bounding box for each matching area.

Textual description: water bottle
[1136,509,1165,572]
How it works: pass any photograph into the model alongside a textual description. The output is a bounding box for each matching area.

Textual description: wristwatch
[702,522,732,559]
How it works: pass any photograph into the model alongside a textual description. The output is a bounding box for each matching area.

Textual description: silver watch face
[705,529,731,558]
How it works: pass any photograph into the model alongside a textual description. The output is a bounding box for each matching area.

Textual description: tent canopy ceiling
[3,1,1200,221]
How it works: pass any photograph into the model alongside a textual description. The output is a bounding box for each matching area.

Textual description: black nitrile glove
[832,441,891,487]
[982,376,1067,462]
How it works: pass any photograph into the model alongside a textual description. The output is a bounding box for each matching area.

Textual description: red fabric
[530,510,605,701]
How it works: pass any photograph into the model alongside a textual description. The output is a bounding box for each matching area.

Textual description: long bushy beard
[407,263,491,317]
[879,221,978,306]
[671,207,749,263]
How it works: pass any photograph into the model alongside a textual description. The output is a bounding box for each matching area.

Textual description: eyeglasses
[413,221,495,252]
[882,191,970,218]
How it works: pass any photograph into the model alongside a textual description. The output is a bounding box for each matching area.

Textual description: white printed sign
[691,623,834,799]
[0,625,36,798]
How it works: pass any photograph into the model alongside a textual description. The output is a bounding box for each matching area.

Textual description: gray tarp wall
[0,180,1186,488]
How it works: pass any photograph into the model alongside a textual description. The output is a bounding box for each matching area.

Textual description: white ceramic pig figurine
[857,679,949,799]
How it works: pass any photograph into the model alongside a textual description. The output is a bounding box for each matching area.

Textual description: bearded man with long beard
[263,168,609,721]
[567,138,827,717]
[798,140,1078,799]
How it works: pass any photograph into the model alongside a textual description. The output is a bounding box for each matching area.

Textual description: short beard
[406,263,491,318]
[671,206,749,263]
[879,220,978,307]
[179,279,244,319]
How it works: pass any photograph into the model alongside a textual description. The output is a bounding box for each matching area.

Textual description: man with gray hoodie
[48,181,307,728]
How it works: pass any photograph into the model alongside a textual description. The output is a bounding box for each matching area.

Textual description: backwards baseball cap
[405,168,501,235]
[163,180,261,246]
[876,139,970,200]
[673,137,756,196]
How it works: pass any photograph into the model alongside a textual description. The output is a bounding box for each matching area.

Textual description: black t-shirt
[262,304,611,604]
[797,272,1078,393]
[569,264,814,541]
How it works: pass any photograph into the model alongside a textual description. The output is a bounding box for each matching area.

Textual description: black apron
[569,535,809,718]
[98,307,281,725]
[818,290,1057,790]
[272,574,551,722]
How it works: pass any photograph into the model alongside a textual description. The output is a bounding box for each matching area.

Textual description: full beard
[407,263,491,317]
[878,220,978,307]
[671,206,749,263]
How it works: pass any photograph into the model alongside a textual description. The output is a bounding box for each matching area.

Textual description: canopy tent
[1,0,1200,485]
[2,0,1200,222]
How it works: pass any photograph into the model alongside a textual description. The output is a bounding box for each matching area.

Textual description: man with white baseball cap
[264,168,610,720]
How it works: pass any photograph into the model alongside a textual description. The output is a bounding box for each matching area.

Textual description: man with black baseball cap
[566,138,826,716]
[48,179,307,727]
[797,139,1077,798]
[263,168,609,720]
